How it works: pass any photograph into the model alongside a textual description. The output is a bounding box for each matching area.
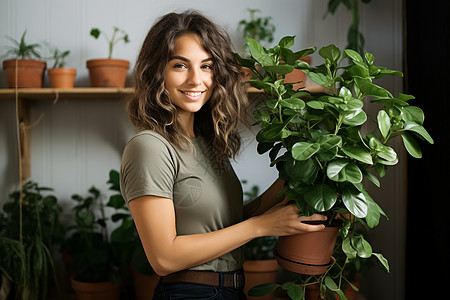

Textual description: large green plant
[238,8,276,51]
[0,181,65,300]
[63,186,121,283]
[236,36,433,299]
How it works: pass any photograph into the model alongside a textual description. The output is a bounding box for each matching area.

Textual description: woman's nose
[187,68,201,85]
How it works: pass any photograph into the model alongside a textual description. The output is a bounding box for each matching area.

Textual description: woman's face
[164,33,214,125]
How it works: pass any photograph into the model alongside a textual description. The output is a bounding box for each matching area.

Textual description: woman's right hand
[253,198,327,237]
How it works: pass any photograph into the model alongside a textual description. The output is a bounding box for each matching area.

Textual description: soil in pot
[3,59,46,88]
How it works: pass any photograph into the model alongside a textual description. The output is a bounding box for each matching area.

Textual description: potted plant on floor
[236,35,433,299]
[106,169,158,300]
[2,30,46,88]
[86,27,130,87]
[46,45,77,88]
[0,181,65,300]
[242,181,279,300]
[63,186,122,300]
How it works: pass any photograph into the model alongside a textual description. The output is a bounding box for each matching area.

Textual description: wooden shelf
[0,87,134,101]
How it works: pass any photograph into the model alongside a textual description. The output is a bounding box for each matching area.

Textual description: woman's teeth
[182,91,202,96]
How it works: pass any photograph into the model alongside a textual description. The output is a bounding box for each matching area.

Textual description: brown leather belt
[161,269,245,289]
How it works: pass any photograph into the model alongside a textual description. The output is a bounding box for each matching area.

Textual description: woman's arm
[130,193,326,276]
[244,178,285,219]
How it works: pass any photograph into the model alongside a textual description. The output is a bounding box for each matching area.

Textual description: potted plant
[236,35,433,299]
[106,169,158,300]
[0,181,65,300]
[86,27,130,87]
[323,0,373,56]
[2,30,46,88]
[46,45,77,88]
[242,181,279,300]
[63,186,122,300]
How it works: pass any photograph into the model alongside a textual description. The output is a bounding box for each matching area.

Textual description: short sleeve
[120,131,177,203]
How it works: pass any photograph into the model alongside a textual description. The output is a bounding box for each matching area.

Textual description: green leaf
[281,282,304,300]
[317,135,342,161]
[342,237,357,259]
[306,71,329,86]
[246,37,275,67]
[280,98,306,110]
[284,157,319,185]
[373,253,390,273]
[327,159,363,183]
[249,283,280,297]
[344,49,364,63]
[342,109,367,126]
[342,184,367,218]
[278,36,295,48]
[352,235,372,258]
[402,106,424,125]
[319,44,341,62]
[401,133,422,158]
[341,145,373,164]
[404,122,434,144]
[265,64,294,75]
[306,100,325,110]
[377,110,391,140]
[291,142,320,161]
[304,184,337,212]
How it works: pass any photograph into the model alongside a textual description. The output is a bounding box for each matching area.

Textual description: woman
[120,10,327,300]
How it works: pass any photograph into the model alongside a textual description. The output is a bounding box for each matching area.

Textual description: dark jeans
[152,278,247,300]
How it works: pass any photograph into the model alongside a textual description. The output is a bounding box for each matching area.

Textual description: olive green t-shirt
[120,130,244,272]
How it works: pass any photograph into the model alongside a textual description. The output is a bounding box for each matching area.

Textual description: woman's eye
[174,63,186,69]
[201,64,212,70]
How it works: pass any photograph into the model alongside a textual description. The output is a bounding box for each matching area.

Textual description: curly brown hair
[127,10,250,165]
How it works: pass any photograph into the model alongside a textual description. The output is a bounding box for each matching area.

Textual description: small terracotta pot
[130,264,159,300]
[244,259,279,300]
[276,226,340,275]
[71,278,122,300]
[3,59,46,88]
[86,58,129,87]
[284,55,312,90]
[48,67,77,88]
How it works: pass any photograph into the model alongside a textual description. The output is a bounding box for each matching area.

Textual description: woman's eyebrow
[168,55,213,63]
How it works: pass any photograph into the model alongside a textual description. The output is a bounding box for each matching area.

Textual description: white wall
[0,0,404,299]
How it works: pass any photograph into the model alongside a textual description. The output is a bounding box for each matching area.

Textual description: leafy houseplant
[0,181,65,300]
[106,169,158,300]
[86,27,130,87]
[324,0,372,55]
[63,186,123,299]
[46,45,77,88]
[236,36,433,299]
[2,30,47,88]
[238,8,276,50]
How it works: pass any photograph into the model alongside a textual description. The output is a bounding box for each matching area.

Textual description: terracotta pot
[244,259,279,300]
[284,55,312,90]
[71,278,122,300]
[48,67,77,88]
[3,59,46,88]
[130,264,159,300]
[306,281,360,300]
[275,226,340,275]
[86,58,129,87]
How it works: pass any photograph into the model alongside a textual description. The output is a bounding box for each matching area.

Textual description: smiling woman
[120,10,327,300]
[163,33,215,137]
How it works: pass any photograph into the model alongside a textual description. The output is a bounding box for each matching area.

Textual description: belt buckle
[233,272,238,289]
